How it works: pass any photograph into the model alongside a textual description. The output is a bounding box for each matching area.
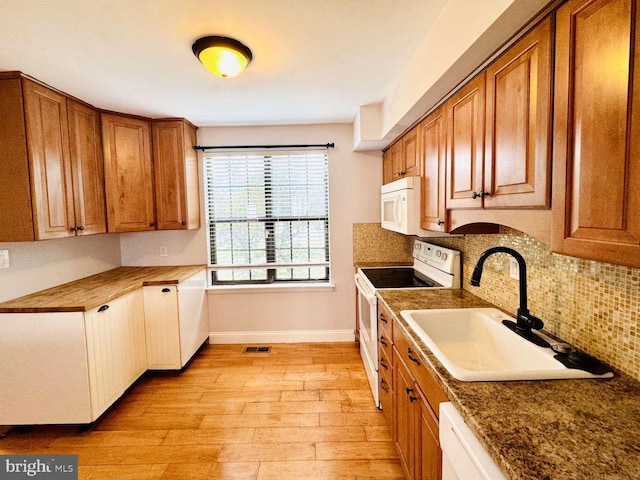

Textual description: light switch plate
[159,246,168,257]
[509,258,519,280]
[0,250,9,269]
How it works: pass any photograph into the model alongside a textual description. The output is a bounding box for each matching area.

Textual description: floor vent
[243,346,271,353]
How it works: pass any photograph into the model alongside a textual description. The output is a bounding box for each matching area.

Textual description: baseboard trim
[209,329,356,344]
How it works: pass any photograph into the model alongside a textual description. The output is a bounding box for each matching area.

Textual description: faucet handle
[517,309,544,331]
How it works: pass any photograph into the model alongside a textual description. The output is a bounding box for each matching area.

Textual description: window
[205,151,330,285]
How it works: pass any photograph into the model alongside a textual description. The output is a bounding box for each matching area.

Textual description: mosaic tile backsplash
[352,223,414,265]
[423,227,640,381]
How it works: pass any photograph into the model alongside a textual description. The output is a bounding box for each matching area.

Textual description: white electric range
[354,240,461,407]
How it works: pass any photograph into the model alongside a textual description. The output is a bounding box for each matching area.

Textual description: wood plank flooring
[0,343,405,479]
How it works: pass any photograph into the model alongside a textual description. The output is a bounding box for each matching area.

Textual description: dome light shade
[192,36,252,78]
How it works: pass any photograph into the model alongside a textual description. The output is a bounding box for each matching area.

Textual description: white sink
[400,308,613,381]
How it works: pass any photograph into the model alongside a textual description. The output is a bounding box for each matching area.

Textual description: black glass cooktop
[361,267,442,289]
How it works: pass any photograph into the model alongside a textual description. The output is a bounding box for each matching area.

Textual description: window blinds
[205,151,329,283]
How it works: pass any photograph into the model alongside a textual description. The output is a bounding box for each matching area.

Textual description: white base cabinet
[85,289,147,419]
[0,290,147,425]
[143,270,208,369]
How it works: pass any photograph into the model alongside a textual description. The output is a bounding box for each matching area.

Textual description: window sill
[207,282,336,295]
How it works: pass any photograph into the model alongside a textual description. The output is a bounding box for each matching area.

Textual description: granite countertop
[377,289,640,480]
[0,265,206,313]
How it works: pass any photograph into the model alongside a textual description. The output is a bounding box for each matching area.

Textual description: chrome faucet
[469,247,550,348]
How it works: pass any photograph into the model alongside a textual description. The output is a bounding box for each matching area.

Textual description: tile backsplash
[354,223,640,381]
[352,223,414,265]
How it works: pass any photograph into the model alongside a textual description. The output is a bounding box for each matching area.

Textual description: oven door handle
[354,274,377,305]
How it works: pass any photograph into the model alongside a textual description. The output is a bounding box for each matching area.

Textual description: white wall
[0,234,121,303]
[120,123,381,342]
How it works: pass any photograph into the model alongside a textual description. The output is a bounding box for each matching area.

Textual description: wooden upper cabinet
[445,73,486,209]
[402,125,420,178]
[101,113,155,232]
[152,119,200,230]
[484,17,553,209]
[383,140,403,183]
[420,108,447,231]
[552,0,640,267]
[67,100,107,235]
[22,79,75,239]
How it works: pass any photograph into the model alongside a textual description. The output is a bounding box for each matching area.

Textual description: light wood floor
[0,342,405,480]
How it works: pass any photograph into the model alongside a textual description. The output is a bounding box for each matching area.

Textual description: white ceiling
[0,0,446,127]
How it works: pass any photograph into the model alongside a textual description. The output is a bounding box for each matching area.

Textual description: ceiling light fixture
[192,36,253,78]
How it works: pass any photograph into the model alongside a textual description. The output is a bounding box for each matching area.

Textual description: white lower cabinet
[0,270,208,425]
[85,289,147,419]
[143,270,208,369]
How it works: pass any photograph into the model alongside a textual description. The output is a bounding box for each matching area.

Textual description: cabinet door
[552,0,640,267]
[102,113,155,232]
[152,120,200,230]
[22,79,74,239]
[446,74,485,209]
[484,17,553,209]
[67,100,107,235]
[389,140,404,182]
[394,350,418,480]
[418,389,442,480]
[420,108,447,231]
[143,285,181,369]
[403,125,420,177]
[382,148,394,184]
[85,290,147,419]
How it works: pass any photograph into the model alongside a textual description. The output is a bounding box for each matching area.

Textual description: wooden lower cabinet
[391,319,447,480]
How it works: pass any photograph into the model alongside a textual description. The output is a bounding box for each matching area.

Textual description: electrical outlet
[509,258,519,280]
[0,250,9,269]
[159,246,168,257]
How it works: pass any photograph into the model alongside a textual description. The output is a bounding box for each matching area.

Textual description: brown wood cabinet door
[484,17,553,209]
[0,75,34,241]
[67,100,106,235]
[101,113,155,232]
[445,74,485,209]
[552,0,640,267]
[389,141,404,182]
[403,125,420,177]
[22,79,74,239]
[394,350,418,480]
[420,108,447,231]
[382,148,394,184]
[417,390,442,480]
[152,120,200,230]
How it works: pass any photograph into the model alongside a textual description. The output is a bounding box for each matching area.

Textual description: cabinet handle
[381,378,389,393]
[76,225,84,231]
[472,190,490,199]
[398,170,406,176]
[380,337,388,347]
[407,348,421,365]
[406,387,413,395]
[161,288,171,293]
[181,221,186,225]
[149,222,156,227]
[380,358,388,370]
[98,305,109,312]
[379,313,388,324]
[409,395,418,403]
[70,226,76,232]
[437,220,445,226]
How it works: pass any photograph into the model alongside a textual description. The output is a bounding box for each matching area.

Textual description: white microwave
[381,176,427,236]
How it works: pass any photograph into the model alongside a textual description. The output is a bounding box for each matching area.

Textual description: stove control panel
[412,240,459,274]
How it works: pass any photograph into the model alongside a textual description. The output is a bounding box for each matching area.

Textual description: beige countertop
[377,288,640,480]
[0,265,206,313]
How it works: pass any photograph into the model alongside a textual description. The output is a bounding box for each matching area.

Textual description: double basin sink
[400,308,613,381]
